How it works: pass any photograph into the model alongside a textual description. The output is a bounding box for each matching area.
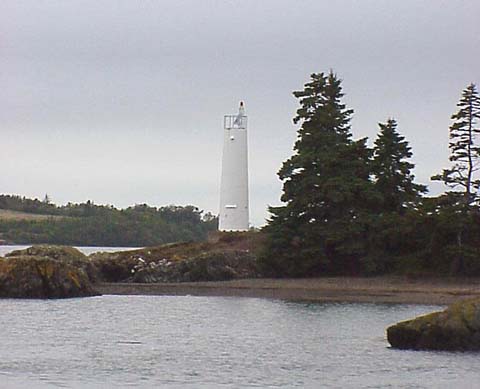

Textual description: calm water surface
[0,296,478,389]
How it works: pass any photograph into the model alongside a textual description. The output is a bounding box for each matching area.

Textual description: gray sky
[1,0,479,226]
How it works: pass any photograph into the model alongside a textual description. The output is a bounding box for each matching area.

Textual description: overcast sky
[1,1,479,226]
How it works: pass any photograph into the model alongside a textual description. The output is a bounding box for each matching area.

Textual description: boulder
[0,255,99,299]
[90,243,259,283]
[131,250,258,283]
[89,251,141,282]
[6,245,99,282]
[387,298,480,351]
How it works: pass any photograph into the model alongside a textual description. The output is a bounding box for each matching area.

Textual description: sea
[0,246,478,388]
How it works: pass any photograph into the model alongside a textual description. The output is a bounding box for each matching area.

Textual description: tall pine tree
[432,83,480,204]
[259,72,379,277]
[430,83,480,273]
[372,118,426,213]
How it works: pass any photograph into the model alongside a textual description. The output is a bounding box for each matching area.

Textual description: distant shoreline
[96,277,480,305]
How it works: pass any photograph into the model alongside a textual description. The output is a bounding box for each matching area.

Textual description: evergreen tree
[432,83,480,204]
[360,119,427,274]
[259,72,379,277]
[372,118,426,213]
[431,83,480,273]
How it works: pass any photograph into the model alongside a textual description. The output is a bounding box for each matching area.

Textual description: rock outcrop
[6,245,99,282]
[387,298,480,351]
[130,250,258,283]
[90,234,260,283]
[0,234,261,297]
[0,255,99,299]
[89,251,140,282]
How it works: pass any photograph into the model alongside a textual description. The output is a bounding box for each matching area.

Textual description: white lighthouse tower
[219,102,249,231]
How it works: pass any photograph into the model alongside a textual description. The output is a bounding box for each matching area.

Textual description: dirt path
[96,277,480,305]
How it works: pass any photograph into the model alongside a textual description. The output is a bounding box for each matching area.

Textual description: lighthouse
[219,102,249,231]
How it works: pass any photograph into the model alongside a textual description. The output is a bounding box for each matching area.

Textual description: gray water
[0,296,478,389]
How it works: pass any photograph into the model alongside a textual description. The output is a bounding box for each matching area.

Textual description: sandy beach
[97,276,480,305]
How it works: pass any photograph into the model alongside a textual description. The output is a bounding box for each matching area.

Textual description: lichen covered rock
[131,250,258,283]
[89,232,262,283]
[90,241,259,283]
[387,298,480,351]
[89,251,140,282]
[0,245,100,298]
[6,245,98,282]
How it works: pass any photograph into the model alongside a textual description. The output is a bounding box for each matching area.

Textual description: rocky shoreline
[2,241,480,303]
[0,234,261,298]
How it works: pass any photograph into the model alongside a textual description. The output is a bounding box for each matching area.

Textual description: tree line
[0,196,218,246]
[259,71,480,277]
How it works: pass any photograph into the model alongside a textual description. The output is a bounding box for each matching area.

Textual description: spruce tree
[363,119,426,273]
[260,72,378,277]
[432,83,480,204]
[372,118,426,213]
[431,83,480,273]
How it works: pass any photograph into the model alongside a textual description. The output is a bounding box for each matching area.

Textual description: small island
[1,72,480,352]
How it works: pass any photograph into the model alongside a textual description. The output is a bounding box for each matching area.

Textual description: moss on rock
[90,234,260,283]
[387,298,480,351]
[0,245,101,298]
[6,245,99,282]
[131,250,258,283]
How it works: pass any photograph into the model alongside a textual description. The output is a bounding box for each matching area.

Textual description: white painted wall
[219,107,249,231]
